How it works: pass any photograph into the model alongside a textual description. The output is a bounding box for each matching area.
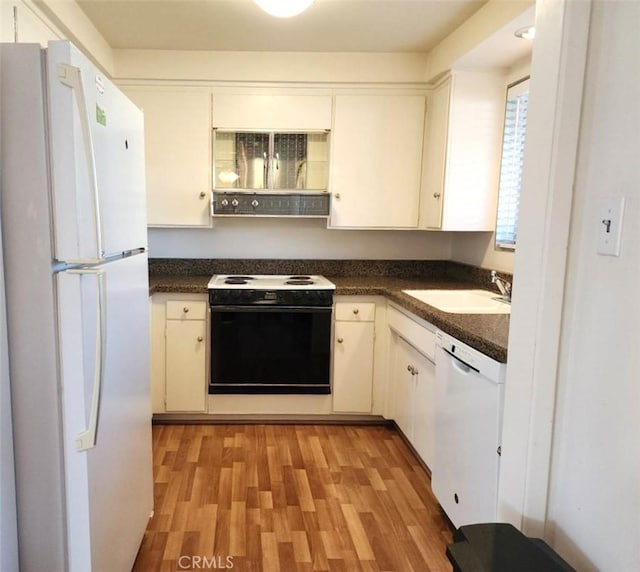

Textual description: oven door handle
[210,305,332,313]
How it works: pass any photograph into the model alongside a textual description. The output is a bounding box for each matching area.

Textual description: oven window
[210,308,331,392]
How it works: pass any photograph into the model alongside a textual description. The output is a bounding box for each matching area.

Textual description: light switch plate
[597,196,625,256]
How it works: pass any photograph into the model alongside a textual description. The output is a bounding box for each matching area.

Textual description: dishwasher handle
[443,347,480,374]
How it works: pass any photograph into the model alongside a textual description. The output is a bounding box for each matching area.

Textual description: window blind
[496,78,530,249]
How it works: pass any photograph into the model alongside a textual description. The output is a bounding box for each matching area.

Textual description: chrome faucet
[491,270,512,302]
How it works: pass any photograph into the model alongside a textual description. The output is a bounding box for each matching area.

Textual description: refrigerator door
[56,253,153,571]
[46,40,147,262]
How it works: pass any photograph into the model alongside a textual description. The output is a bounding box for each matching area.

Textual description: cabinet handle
[337,337,344,344]
[183,307,189,313]
[197,336,203,342]
[335,193,341,200]
[199,191,207,199]
[352,308,359,315]
[433,192,442,199]
[407,364,414,374]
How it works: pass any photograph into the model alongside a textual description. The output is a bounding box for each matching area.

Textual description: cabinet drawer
[166,301,208,320]
[335,302,375,322]
[387,305,435,361]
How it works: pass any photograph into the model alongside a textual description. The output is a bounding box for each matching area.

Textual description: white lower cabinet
[165,302,207,412]
[332,300,376,413]
[150,294,208,413]
[388,306,437,469]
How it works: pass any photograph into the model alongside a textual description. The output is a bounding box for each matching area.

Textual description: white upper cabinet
[420,70,505,231]
[212,94,332,130]
[123,87,212,227]
[329,94,426,229]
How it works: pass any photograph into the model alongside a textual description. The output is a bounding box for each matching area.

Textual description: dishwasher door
[432,333,506,528]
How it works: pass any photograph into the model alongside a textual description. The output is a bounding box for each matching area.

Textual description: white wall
[115,49,430,84]
[148,218,452,260]
[449,232,514,272]
[545,3,640,570]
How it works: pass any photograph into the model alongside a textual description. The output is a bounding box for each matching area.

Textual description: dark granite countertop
[149,273,509,363]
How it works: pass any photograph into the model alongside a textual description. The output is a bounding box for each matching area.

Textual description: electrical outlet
[597,196,625,256]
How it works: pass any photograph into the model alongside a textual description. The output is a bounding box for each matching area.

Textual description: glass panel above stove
[214,131,269,190]
[272,132,328,191]
[213,130,329,192]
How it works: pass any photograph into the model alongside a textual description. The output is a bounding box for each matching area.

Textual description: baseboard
[389,420,433,478]
[152,413,392,425]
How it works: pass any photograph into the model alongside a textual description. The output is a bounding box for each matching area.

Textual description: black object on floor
[446,523,576,572]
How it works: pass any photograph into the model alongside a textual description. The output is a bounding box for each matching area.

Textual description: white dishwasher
[432,330,506,529]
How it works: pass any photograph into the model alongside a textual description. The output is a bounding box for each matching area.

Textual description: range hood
[212,130,331,217]
[211,191,330,218]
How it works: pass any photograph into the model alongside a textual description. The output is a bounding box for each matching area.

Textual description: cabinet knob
[337,337,344,344]
[433,192,442,199]
[352,308,359,315]
[197,336,203,342]
[183,307,189,313]
[407,364,413,374]
[335,193,341,200]
[199,191,207,199]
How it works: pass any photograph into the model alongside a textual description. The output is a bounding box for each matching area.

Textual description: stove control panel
[209,288,334,308]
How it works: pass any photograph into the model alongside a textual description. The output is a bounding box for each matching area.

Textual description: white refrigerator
[0,41,153,571]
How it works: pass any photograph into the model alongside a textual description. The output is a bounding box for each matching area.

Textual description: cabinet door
[420,71,504,231]
[165,319,207,412]
[421,78,451,229]
[329,95,425,229]
[333,321,374,413]
[393,336,415,439]
[212,94,332,130]
[410,347,436,469]
[124,88,212,227]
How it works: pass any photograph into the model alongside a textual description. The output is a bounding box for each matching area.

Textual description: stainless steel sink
[402,289,511,314]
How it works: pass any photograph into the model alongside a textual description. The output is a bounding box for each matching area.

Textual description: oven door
[210,305,332,394]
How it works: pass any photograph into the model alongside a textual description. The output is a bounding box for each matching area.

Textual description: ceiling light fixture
[514,26,536,40]
[253,0,315,19]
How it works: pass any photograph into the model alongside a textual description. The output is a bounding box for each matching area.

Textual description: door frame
[497,0,592,537]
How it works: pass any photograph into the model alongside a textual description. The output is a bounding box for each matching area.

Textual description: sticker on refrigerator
[96,104,107,126]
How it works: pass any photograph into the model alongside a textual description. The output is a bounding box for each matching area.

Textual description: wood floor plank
[133,424,453,571]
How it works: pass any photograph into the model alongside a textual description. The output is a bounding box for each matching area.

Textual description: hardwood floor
[132,424,454,571]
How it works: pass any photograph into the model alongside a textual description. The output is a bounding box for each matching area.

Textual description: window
[495,77,530,249]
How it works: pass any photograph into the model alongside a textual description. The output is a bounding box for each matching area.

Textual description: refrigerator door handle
[71,268,107,451]
[56,63,105,261]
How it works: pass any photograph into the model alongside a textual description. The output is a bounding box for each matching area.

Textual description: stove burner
[289,275,312,280]
[222,275,255,285]
[286,279,315,285]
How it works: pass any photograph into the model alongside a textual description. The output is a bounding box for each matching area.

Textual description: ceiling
[77,0,489,53]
